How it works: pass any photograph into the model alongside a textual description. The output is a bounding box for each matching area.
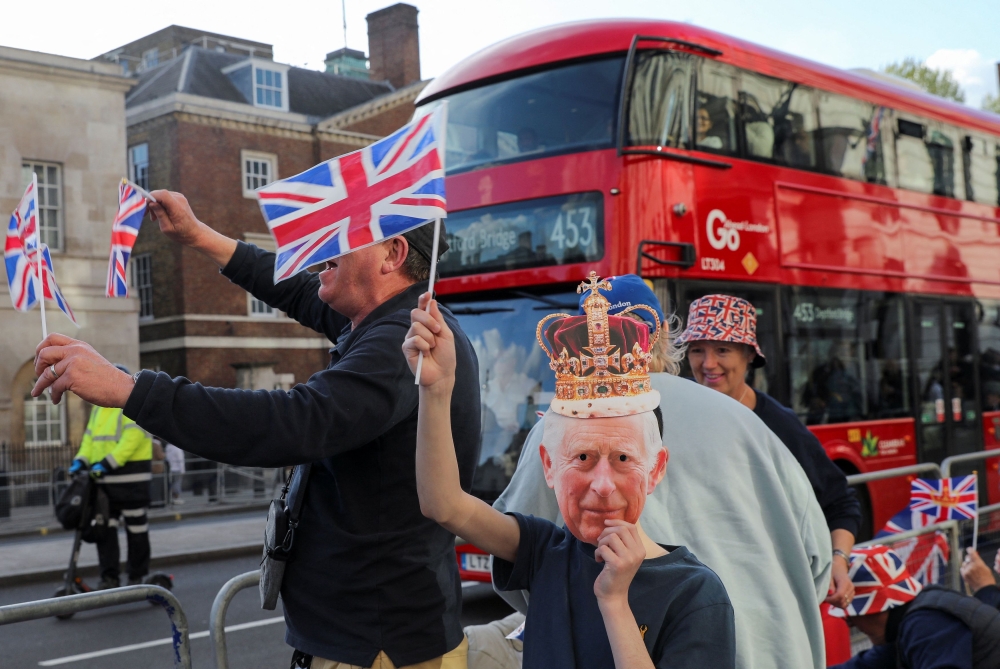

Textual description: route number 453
[550,208,594,250]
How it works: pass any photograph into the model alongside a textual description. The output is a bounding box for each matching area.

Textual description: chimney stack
[366,3,420,89]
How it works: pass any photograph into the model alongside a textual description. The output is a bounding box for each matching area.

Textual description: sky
[2,0,998,107]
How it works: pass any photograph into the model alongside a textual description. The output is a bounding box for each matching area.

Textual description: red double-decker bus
[417,19,1000,581]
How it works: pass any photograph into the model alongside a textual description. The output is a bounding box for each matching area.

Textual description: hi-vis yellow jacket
[75,406,152,486]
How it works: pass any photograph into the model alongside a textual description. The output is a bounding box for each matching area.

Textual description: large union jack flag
[106,179,149,297]
[876,508,950,586]
[5,179,77,325]
[910,475,978,521]
[256,105,447,282]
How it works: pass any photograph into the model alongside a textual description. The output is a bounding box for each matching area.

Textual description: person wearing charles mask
[403,274,736,669]
[488,275,832,669]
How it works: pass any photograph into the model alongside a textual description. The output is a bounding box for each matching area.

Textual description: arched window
[23,391,65,447]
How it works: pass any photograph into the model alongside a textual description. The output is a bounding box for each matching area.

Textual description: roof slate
[125,46,394,119]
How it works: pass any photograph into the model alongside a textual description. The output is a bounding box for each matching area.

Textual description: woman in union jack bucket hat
[829,544,1000,668]
[678,294,863,619]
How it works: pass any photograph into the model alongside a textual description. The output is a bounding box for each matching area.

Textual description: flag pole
[973,470,980,552]
[33,173,47,340]
[414,217,442,385]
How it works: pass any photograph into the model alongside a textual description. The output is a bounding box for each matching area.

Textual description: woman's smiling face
[686,340,754,399]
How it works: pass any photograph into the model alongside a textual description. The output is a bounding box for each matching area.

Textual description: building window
[129,144,149,191]
[132,253,153,319]
[142,48,159,71]
[241,150,277,197]
[21,162,63,251]
[249,295,276,317]
[24,391,65,446]
[254,67,284,109]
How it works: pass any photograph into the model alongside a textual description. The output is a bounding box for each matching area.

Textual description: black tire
[144,572,173,597]
[53,586,75,620]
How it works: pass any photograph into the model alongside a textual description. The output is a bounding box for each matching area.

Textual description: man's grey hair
[541,410,663,468]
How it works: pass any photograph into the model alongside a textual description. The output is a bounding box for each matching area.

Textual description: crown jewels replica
[536,272,662,418]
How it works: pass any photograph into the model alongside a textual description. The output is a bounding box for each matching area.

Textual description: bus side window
[926,123,963,199]
[962,134,1000,205]
[816,93,887,185]
[737,72,818,169]
[979,300,1000,412]
[694,60,739,155]
[627,51,694,150]
[784,289,910,425]
[894,115,965,199]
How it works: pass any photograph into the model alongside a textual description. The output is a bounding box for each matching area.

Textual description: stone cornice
[126,92,314,136]
[0,45,133,92]
[317,80,427,131]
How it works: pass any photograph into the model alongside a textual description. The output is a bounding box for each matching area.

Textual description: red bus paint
[427,20,1000,588]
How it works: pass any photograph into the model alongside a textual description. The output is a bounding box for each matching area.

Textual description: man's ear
[646,447,668,493]
[382,236,409,275]
[540,443,556,490]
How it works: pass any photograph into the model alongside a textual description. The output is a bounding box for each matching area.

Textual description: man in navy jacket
[31,191,482,668]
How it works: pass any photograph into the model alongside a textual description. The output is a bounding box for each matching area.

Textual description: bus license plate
[462,553,491,573]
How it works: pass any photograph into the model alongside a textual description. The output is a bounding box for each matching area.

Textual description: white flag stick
[33,173,47,340]
[414,217,442,385]
[125,178,156,204]
[973,470,980,552]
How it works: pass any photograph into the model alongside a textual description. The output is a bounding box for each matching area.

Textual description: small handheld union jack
[106,179,150,297]
[256,104,447,283]
[909,475,978,521]
[4,177,77,328]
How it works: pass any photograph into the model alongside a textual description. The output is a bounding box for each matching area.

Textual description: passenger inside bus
[695,96,732,151]
[696,108,724,149]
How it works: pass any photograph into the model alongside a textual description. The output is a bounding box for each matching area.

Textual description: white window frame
[129,143,149,191]
[252,63,289,111]
[241,150,278,198]
[21,161,63,251]
[132,253,154,320]
[23,391,66,447]
[243,232,285,318]
[141,48,159,71]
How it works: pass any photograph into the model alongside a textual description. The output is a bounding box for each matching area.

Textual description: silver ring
[49,365,59,380]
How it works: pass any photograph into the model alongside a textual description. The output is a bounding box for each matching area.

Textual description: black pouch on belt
[260,463,311,610]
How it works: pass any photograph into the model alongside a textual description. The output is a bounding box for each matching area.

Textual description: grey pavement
[0,511,265,585]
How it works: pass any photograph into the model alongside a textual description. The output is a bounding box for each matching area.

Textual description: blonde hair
[622,311,686,376]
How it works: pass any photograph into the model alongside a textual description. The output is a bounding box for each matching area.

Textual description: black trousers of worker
[96,500,150,583]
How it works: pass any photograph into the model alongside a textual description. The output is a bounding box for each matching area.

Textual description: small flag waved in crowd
[256,104,447,282]
[106,179,150,297]
[876,508,950,586]
[5,178,77,325]
[910,475,978,521]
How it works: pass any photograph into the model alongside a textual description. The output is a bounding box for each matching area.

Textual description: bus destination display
[438,192,603,278]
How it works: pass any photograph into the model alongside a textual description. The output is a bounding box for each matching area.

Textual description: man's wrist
[596,594,630,615]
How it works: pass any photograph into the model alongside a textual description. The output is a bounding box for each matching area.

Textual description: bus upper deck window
[694,61,739,155]
[626,51,694,149]
[817,93,887,185]
[958,135,999,205]
[738,72,818,169]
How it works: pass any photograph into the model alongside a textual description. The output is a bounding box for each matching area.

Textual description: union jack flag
[256,105,448,282]
[5,179,40,312]
[876,508,950,586]
[36,244,77,326]
[106,179,148,297]
[910,475,978,521]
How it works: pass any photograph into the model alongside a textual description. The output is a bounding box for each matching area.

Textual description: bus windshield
[429,56,625,174]
[443,290,579,501]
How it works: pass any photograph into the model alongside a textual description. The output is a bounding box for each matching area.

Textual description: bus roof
[417,19,1000,137]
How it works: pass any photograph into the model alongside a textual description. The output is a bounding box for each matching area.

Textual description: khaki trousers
[312,637,469,669]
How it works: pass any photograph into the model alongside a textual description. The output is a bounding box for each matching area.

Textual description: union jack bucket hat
[830,545,922,617]
[676,294,766,368]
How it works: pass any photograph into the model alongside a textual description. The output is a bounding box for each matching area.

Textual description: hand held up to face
[31,334,135,407]
[403,294,456,390]
[593,520,646,604]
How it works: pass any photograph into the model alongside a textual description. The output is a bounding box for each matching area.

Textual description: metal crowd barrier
[941,448,1000,477]
[845,462,941,487]
[0,585,191,668]
[210,570,260,669]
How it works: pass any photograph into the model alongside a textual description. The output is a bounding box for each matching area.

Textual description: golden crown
[536,272,661,418]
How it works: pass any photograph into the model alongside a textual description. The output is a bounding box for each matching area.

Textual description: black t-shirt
[753,391,862,536]
[493,513,736,669]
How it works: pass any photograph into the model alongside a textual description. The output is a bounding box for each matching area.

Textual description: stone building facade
[0,46,135,447]
[116,3,428,391]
